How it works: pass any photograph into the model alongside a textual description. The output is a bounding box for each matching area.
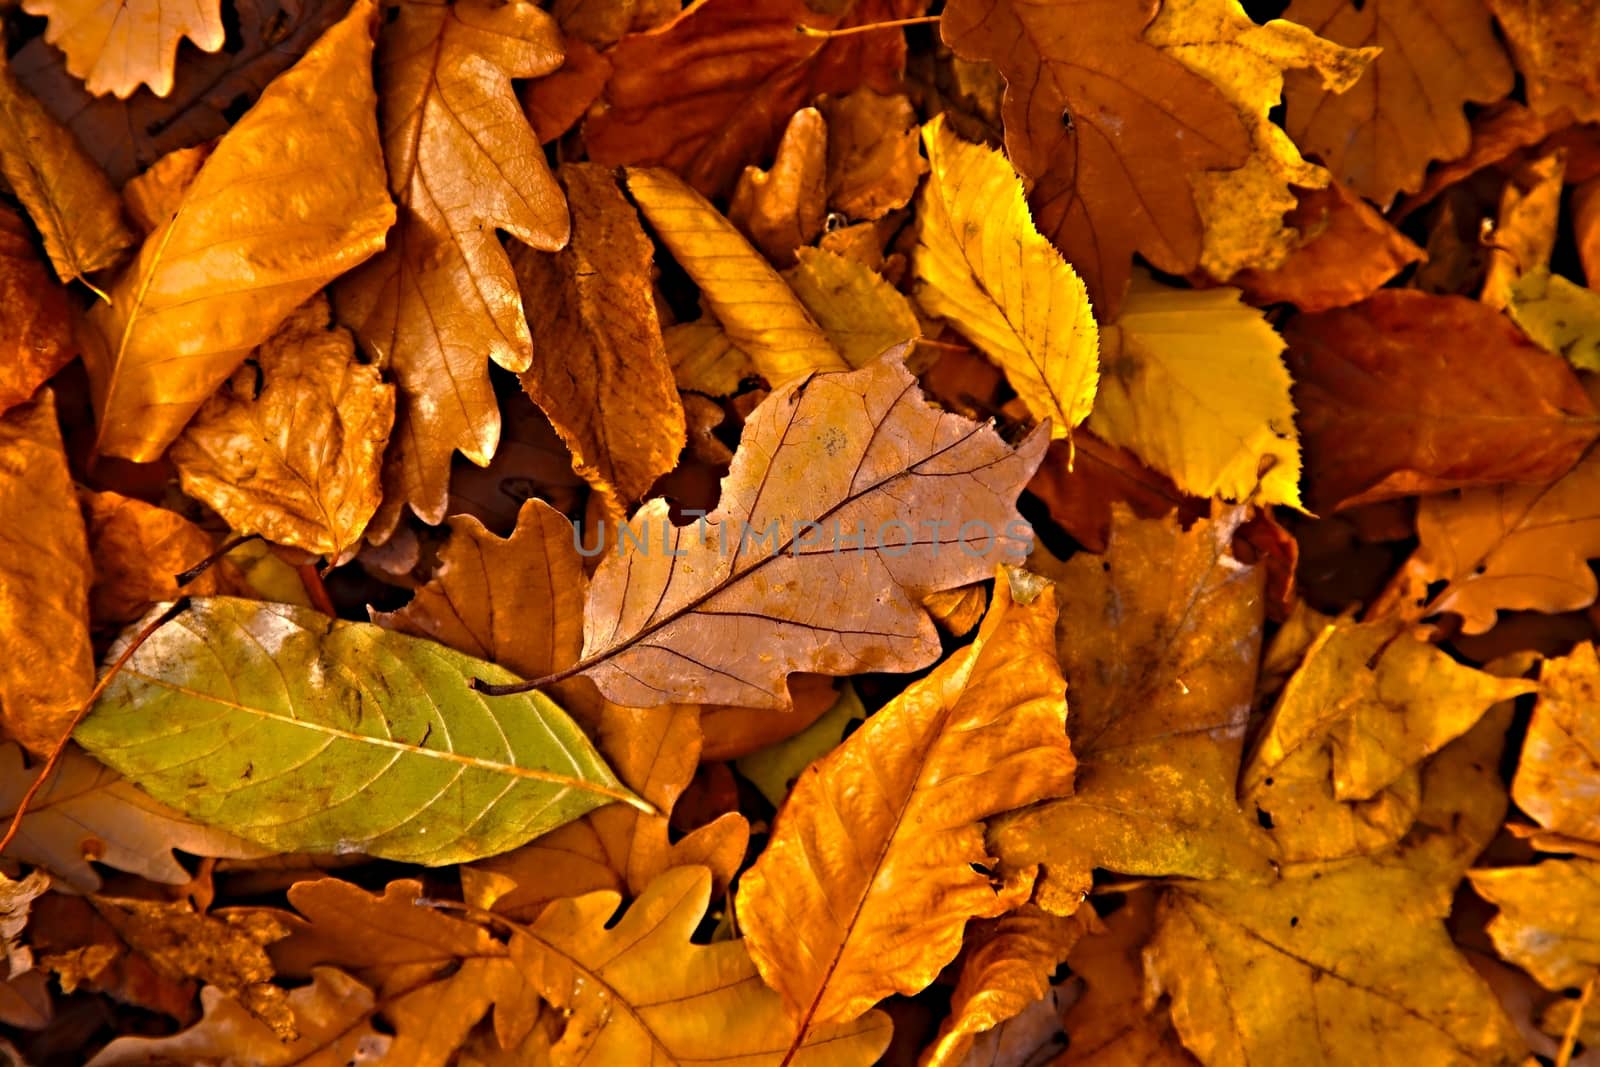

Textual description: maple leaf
[939,0,1251,316]
[1512,642,1600,848]
[512,865,893,1065]
[79,490,236,625]
[334,0,569,533]
[737,571,1075,1032]
[21,0,224,98]
[729,107,828,267]
[80,0,394,463]
[1284,290,1600,511]
[168,296,395,560]
[0,208,73,416]
[913,115,1100,440]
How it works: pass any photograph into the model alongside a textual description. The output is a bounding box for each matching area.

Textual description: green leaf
[736,684,865,808]
[74,597,642,866]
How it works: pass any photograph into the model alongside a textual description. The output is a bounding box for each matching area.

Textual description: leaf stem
[795,14,941,37]
[173,532,259,586]
[1557,975,1595,1067]
[297,562,338,617]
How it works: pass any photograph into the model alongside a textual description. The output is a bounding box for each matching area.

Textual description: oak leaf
[1281,0,1515,205]
[1284,290,1600,511]
[168,296,395,560]
[1471,859,1600,991]
[0,388,94,756]
[939,0,1251,316]
[334,0,569,531]
[736,571,1076,1031]
[21,0,223,98]
[1486,0,1600,122]
[787,247,920,370]
[729,107,828,267]
[1512,642,1600,846]
[79,490,235,625]
[1088,270,1300,508]
[822,89,926,222]
[584,0,915,197]
[564,355,1046,709]
[512,164,686,512]
[627,166,848,385]
[0,208,73,416]
[80,0,395,462]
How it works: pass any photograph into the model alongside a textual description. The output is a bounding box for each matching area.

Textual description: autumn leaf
[168,296,395,560]
[0,870,49,979]
[1508,268,1600,372]
[823,89,926,222]
[1512,642,1600,847]
[1281,0,1515,205]
[787,247,920,370]
[21,0,224,98]
[729,107,828,267]
[1486,0,1600,122]
[735,685,865,808]
[81,0,394,462]
[0,208,73,415]
[940,0,1251,315]
[79,490,235,625]
[665,319,756,397]
[333,0,568,532]
[1472,860,1600,991]
[736,571,1075,1031]
[75,597,640,864]
[913,115,1099,440]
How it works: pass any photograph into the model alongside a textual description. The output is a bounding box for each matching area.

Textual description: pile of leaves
[4,0,1600,1062]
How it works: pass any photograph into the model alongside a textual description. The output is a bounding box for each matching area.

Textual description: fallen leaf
[729,107,828,267]
[1471,859,1600,990]
[1508,268,1600,372]
[822,89,926,221]
[1512,642,1600,846]
[1577,175,1600,285]
[120,143,212,234]
[0,388,93,756]
[81,0,395,462]
[1025,433,1194,554]
[515,865,893,1065]
[0,970,52,1030]
[627,166,848,384]
[787,247,921,369]
[1281,0,1515,205]
[0,870,49,979]
[940,0,1251,315]
[333,0,569,531]
[513,163,685,511]
[1147,0,1377,280]
[697,674,840,761]
[0,55,135,288]
[1482,149,1566,309]
[21,0,224,98]
[78,490,232,625]
[168,296,395,560]
[737,571,1075,1030]
[665,320,757,397]
[521,37,610,143]
[76,597,639,865]
[568,355,1045,709]
[0,207,73,415]
[1284,290,1600,511]
[735,684,865,809]
[584,0,916,197]
[551,0,676,49]
[1088,270,1300,507]
[1486,0,1600,122]
[913,115,1099,440]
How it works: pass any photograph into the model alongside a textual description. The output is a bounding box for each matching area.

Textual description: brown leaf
[0,54,134,287]
[1392,100,1555,222]
[729,107,829,267]
[0,870,49,980]
[0,208,73,416]
[20,0,224,98]
[168,296,395,560]
[1026,434,1194,554]
[1282,0,1515,205]
[0,389,93,756]
[1486,0,1600,123]
[1576,175,1600,286]
[81,0,395,462]
[79,490,232,625]
[940,0,1251,316]
[697,673,840,761]
[737,572,1075,1029]
[520,37,610,144]
[550,0,676,49]
[1285,290,1600,512]
[584,0,916,198]
[334,0,569,532]
[513,164,685,511]
[568,355,1045,709]
[1513,642,1600,846]
[822,89,926,222]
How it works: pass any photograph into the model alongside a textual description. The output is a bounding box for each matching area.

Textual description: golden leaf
[168,296,394,560]
[1486,0,1600,122]
[729,107,828,267]
[0,208,73,415]
[787,247,920,370]
[822,89,926,222]
[78,490,234,625]
[512,866,892,1065]
[626,166,848,385]
[1513,642,1600,846]
[81,0,394,462]
[1472,860,1600,990]
[1089,270,1300,508]
[21,0,224,98]
[665,320,756,397]
[913,115,1099,440]
[736,572,1076,1030]
[1481,150,1565,309]
[334,0,569,530]
[1148,0,1376,279]
[120,144,210,235]
[1508,268,1600,372]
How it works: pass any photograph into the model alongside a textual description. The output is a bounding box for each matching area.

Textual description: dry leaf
[1507,267,1600,372]
[21,0,223,98]
[0,870,49,979]
[737,572,1076,1029]
[940,0,1250,315]
[1482,149,1566,310]
[334,0,569,531]
[787,246,920,369]
[1486,0,1600,122]
[79,490,231,625]
[1512,642,1600,845]
[168,296,395,560]
[521,37,610,143]
[665,320,757,397]
[1282,0,1515,205]
[822,89,925,221]
[81,0,394,462]
[1472,859,1600,990]
[0,207,73,416]
[729,107,828,267]
[1025,433,1193,554]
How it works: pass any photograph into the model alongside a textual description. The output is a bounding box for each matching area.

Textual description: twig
[1557,975,1596,1067]
[173,532,259,586]
[794,14,940,37]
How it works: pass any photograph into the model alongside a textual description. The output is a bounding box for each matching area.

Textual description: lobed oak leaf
[561,354,1046,710]
[80,0,394,462]
[821,89,926,223]
[1088,270,1300,508]
[333,0,569,533]
[1486,0,1600,123]
[787,247,920,370]
[584,0,916,198]
[0,389,93,756]
[939,0,1250,317]
[736,571,1076,1032]
[1471,859,1600,991]
[79,490,237,625]
[1512,642,1600,847]
[627,166,848,385]
[1284,290,1600,512]
[1281,0,1515,206]
[1147,0,1377,280]
[0,207,73,416]
[729,107,828,267]
[913,116,1100,441]
[21,0,223,98]
[512,164,686,512]
[168,296,395,561]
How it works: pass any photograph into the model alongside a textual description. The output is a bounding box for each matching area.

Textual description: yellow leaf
[664,320,755,397]
[787,247,919,369]
[1472,860,1600,990]
[1508,268,1600,372]
[1481,150,1565,309]
[1513,642,1600,847]
[1089,271,1301,508]
[21,0,224,98]
[913,115,1098,439]
[168,296,393,560]
[736,571,1076,1031]
[626,166,848,385]
[1149,0,1376,279]
[81,0,394,462]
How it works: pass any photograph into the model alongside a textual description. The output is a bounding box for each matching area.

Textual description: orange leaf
[0,208,73,416]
